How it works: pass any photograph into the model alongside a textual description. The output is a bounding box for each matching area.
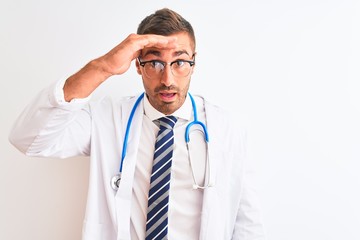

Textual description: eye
[173,60,186,68]
[149,60,164,69]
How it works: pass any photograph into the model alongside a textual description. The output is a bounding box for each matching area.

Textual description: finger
[140,35,178,49]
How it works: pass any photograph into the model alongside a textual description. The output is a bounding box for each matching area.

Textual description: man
[9,8,266,240]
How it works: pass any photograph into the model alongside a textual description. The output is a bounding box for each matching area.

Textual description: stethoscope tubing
[120,92,145,173]
[185,93,209,143]
[121,92,209,172]
[114,92,211,191]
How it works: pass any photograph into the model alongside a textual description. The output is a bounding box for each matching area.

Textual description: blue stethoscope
[111,92,212,191]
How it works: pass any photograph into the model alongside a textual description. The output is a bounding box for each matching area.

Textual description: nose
[160,65,175,87]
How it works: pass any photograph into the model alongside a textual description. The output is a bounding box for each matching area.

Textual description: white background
[1,0,360,239]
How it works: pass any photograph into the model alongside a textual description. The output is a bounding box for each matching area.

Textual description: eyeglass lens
[143,60,193,78]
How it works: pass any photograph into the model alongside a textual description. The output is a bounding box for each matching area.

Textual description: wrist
[88,58,113,80]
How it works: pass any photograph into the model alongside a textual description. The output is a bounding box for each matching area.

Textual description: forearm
[63,58,112,102]
[9,33,177,156]
[63,33,178,102]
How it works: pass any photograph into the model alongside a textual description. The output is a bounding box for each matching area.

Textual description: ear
[135,60,142,75]
[191,52,197,75]
[191,65,195,75]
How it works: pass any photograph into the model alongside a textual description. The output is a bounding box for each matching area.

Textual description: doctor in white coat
[9,8,267,240]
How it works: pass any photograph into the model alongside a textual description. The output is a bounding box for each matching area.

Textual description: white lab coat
[9,82,267,240]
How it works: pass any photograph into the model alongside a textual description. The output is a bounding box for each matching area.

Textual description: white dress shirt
[131,95,206,239]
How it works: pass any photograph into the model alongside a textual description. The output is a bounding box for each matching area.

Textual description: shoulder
[197,96,235,126]
[86,94,144,122]
[198,95,248,143]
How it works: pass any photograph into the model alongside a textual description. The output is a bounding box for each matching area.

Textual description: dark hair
[137,8,196,50]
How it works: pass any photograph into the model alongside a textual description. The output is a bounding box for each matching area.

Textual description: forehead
[142,32,195,58]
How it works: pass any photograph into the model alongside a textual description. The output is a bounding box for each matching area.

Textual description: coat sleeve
[9,79,92,158]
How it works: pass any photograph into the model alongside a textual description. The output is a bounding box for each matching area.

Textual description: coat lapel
[115,93,144,240]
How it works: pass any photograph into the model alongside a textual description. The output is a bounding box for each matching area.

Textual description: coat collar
[143,92,192,121]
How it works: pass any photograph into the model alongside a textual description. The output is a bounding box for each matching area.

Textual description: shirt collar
[143,93,192,121]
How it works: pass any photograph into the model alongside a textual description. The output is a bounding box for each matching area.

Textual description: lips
[159,92,176,101]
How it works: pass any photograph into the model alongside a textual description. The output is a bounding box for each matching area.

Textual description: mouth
[159,92,176,102]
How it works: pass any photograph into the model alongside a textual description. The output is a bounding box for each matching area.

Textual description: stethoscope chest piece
[111,173,121,191]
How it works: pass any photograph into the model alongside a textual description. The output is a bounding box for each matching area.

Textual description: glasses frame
[137,57,195,78]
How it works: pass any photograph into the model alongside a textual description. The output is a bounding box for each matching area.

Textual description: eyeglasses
[137,57,195,79]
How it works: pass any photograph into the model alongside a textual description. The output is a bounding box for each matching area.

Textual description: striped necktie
[145,115,177,240]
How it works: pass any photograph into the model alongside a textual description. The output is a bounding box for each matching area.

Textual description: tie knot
[159,116,177,129]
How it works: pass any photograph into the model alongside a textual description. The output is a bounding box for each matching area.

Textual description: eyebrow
[142,49,190,58]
